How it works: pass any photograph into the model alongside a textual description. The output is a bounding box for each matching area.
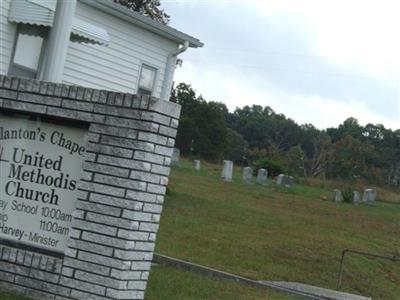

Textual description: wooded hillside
[171,83,400,187]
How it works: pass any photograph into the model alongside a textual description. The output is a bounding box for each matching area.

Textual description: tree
[224,128,248,163]
[229,105,303,152]
[327,117,363,142]
[171,81,399,187]
[386,129,400,186]
[287,133,333,180]
[370,127,400,186]
[114,0,170,24]
[172,83,228,160]
[327,135,378,181]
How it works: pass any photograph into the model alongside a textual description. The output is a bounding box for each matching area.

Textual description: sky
[162,0,400,130]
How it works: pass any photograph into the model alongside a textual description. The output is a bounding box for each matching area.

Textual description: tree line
[111,3,399,187]
[171,83,400,187]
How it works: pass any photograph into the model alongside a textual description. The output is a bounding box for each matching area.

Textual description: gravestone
[0,76,181,300]
[276,174,293,188]
[276,174,285,186]
[256,169,268,185]
[333,189,343,203]
[363,188,376,204]
[221,160,233,182]
[370,188,377,201]
[242,167,253,183]
[170,148,180,166]
[194,160,201,170]
[284,176,294,188]
[353,191,361,204]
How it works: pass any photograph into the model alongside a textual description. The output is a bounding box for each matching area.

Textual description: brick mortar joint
[0,245,63,272]
[0,76,181,115]
[1,99,181,133]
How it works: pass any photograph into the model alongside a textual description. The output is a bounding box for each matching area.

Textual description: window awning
[8,0,110,45]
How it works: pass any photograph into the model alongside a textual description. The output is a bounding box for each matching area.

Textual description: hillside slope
[150,159,400,299]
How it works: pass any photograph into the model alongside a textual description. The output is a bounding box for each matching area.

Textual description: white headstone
[257,169,268,185]
[363,188,376,204]
[171,148,180,166]
[333,189,343,203]
[371,188,377,201]
[352,191,361,205]
[221,160,233,181]
[276,174,285,186]
[194,160,201,171]
[242,167,253,183]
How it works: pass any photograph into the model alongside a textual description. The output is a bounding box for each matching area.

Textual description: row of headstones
[173,150,376,203]
[333,188,377,204]
[193,160,266,183]
[192,159,293,187]
[171,151,293,187]
[222,161,268,184]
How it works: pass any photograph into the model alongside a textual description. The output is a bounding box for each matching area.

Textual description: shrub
[342,188,353,203]
[252,158,286,177]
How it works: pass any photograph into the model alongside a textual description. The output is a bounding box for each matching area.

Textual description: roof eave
[80,0,204,48]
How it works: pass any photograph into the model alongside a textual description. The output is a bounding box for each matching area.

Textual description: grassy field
[150,158,400,300]
[146,265,299,300]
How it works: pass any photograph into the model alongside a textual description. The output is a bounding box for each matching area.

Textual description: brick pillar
[0,76,181,300]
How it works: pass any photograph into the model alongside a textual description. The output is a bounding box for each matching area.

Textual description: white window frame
[8,24,48,79]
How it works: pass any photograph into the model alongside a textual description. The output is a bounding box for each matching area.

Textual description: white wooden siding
[63,1,179,96]
[0,0,180,98]
[0,0,17,75]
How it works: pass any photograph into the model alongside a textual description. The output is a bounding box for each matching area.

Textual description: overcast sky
[163,0,399,130]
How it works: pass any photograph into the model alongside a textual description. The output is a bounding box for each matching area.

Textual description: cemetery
[0,0,399,299]
[147,158,399,299]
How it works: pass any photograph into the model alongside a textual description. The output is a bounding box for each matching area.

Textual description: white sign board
[0,113,87,254]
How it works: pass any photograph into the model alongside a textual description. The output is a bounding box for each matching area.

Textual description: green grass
[0,291,32,300]
[152,158,400,300]
[147,265,299,300]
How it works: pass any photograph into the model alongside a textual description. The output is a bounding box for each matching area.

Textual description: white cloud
[174,61,399,130]
[166,0,399,130]
[224,77,399,129]
[254,0,400,81]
